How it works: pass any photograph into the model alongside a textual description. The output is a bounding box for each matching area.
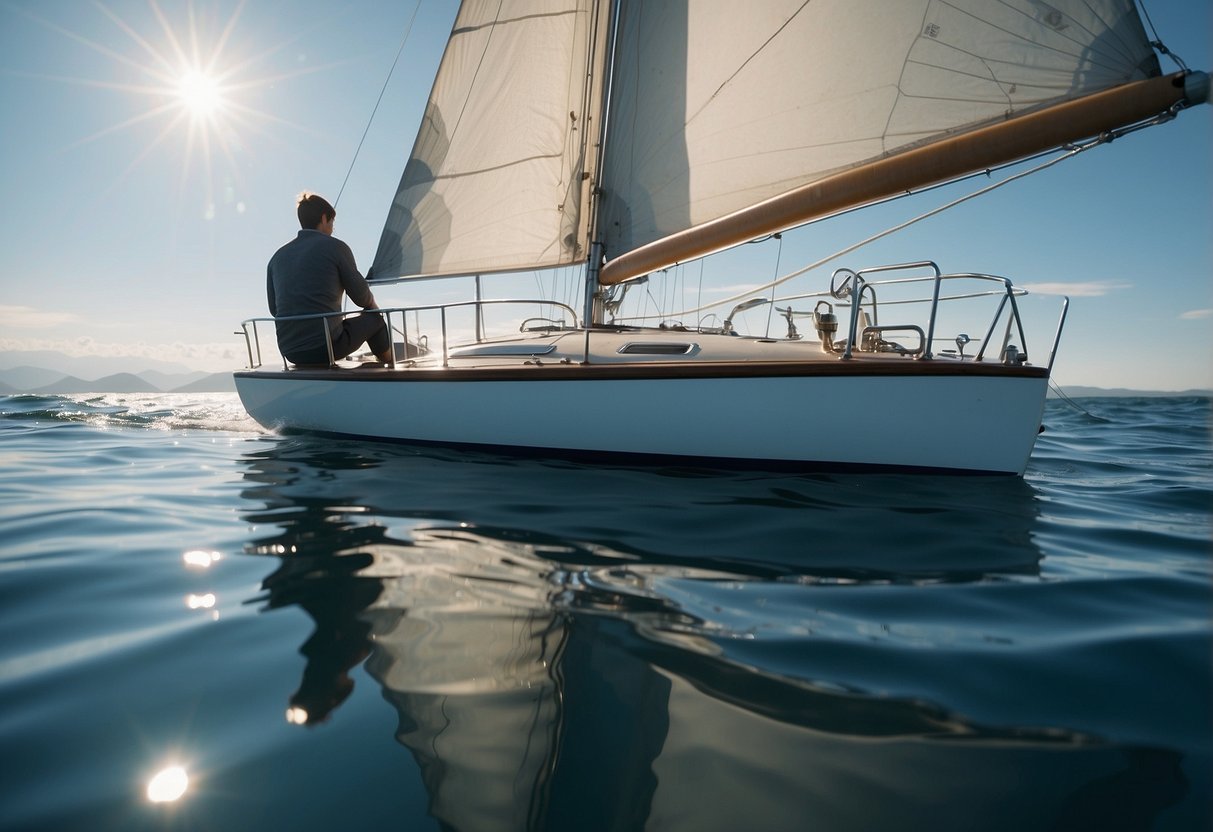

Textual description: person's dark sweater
[266,229,378,360]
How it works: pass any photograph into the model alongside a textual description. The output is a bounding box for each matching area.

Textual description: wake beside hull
[234,367,1049,475]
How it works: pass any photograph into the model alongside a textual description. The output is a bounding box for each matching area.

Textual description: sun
[20,1,321,214]
[176,69,225,119]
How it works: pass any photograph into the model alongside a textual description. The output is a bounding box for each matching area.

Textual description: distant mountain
[0,365,68,391]
[141,369,210,390]
[0,364,237,394]
[170,372,236,393]
[0,350,245,394]
[1050,386,1212,399]
[32,373,161,394]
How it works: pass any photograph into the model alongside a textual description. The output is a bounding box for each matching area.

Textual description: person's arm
[334,239,378,309]
[266,263,278,316]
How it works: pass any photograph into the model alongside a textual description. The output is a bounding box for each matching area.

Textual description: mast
[581,0,618,327]
[598,70,1209,287]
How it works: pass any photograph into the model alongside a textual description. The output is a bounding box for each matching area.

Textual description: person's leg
[363,314,392,360]
[333,312,390,362]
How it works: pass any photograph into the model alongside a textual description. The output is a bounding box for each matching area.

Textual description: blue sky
[0,0,1209,390]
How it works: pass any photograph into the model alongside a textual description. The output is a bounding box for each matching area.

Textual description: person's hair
[296,192,335,229]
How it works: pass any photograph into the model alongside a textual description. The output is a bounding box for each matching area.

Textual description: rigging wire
[337,0,421,330]
[653,120,1167,323]
[334,0,423,206]
[612,100,1179,327]
[643,273,665,323]
[609,150,1067,324]
[1137,0,1189,72]
[1048,380,1110,421]
[694,258,705,323]
[763,233,784,337]
[614,149,1084,323]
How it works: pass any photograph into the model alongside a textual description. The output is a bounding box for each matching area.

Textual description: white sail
[371,0,604,280]
[597,0,1162,277]
[371,0,1197,288]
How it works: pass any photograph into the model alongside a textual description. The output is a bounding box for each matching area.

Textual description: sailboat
[234,0,1208,475]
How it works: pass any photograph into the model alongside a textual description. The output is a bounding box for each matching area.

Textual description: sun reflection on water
[183,550,222,569]
[146,765,189,803]
[186,592,217,610]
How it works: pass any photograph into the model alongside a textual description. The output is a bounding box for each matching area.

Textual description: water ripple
[0,392,1209,830]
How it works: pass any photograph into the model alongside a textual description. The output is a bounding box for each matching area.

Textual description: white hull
[234,362,1049,475]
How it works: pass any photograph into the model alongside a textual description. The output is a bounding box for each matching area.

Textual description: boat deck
[238,327,1047,381]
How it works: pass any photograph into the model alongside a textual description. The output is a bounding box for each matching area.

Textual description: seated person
[267,192,391,365]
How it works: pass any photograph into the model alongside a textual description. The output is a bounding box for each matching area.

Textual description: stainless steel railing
[765,262,1037,364]
[240,299,579,370]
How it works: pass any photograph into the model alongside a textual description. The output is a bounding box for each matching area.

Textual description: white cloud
[1016,281,1131,297]
[0,304,81,328]
[1179,308,1212,320]
[0,336,242,372]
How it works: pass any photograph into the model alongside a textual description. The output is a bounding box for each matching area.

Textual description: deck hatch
[618,342,697,355]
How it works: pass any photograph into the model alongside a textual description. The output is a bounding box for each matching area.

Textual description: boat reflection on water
[239,438,1189,831]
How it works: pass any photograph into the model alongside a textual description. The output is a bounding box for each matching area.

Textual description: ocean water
[0,391,1209,831]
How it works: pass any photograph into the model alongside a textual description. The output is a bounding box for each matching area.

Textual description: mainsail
[373,0,1204,289]
[597,0,1192,285]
